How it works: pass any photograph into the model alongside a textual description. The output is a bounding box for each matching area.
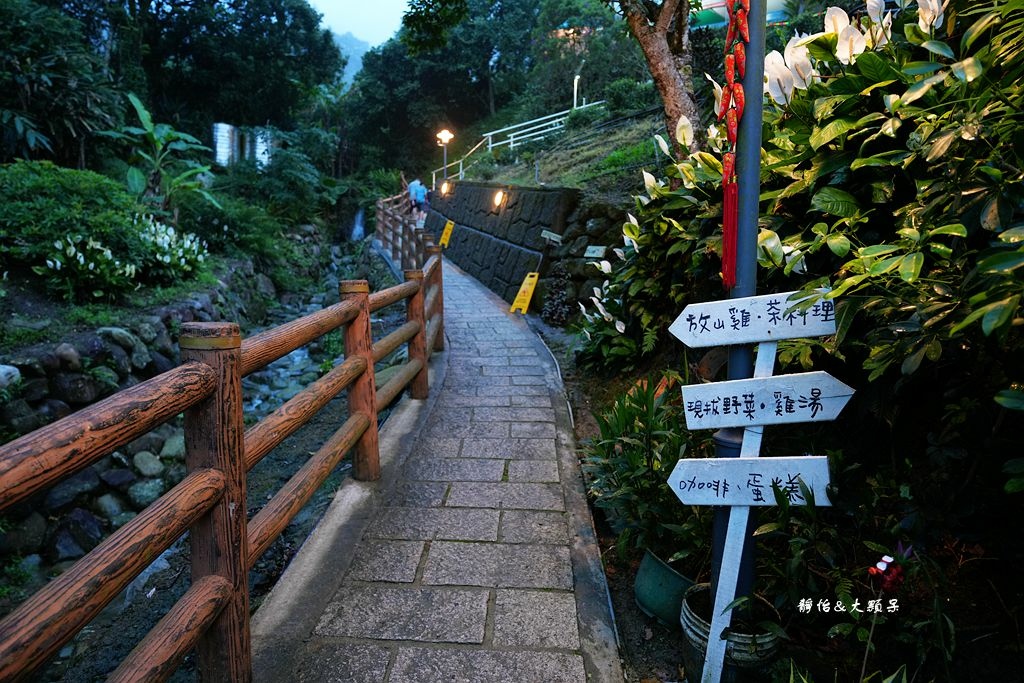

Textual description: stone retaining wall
[425,182,626,309]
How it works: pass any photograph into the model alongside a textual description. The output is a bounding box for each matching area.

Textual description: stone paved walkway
[251,262,622,683]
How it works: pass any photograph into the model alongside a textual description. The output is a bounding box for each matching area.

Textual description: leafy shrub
[134,214,207,281]
[565,105,609,131]
[603,78,658,118]
[177,192,285,258]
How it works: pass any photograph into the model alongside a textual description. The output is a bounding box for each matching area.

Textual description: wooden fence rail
[0,250,445,681]
[375,192,432,271]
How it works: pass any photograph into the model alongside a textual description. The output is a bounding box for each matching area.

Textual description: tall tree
[402,0,700,142]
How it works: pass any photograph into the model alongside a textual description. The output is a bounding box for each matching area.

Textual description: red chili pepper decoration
[724,19,736,52]
[718,84,733,121]
[732,83,745,121]
[725,54,735,86]
[740,0,750,12]
[726,0,735,21]
[734,42,746,79]
[736,8,750,43]
[726,108,739,145]
[723,152,735,183]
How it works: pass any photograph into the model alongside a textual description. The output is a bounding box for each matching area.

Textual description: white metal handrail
[430,101,606,187]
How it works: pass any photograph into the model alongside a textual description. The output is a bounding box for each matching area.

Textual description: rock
[76,333,110,365]
[127,479,166,510]
[159,432,186,461]
[165,462,187,486]
[111,512,137,529]
[52,372,99,404]
[63,508,104,552]
[37,398,72,423]
[147,350,176,376]
[97,326,151,369]
[1,398,41,434]
[133,451,165,477]
[123,431,164,456]
[5,355,45,377]
[44,468,101,511]
[255,273,277,299]
[54,343,82,371]
[106,343,132,377]
[0,511,47,555]
[100,468,137,491]
[134,321,158,343]
[47,529,85,563]
[0,364,21,390]
[94,493,127,520]
[19,377,49,402]
[36,351,60,373]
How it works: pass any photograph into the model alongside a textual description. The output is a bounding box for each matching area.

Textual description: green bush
[565,105,609,131]
[603,78,658,118]
[0,160,208,300]
[177,192,285,258]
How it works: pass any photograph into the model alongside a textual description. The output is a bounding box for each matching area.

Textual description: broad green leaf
[859,244,900,257]
[962,11,1001,52]
[982,295,1020,335]
[868,255,902,275]
[1000,227,1024,243]
[951,57,983,82]
[855,51,902,83]
[995,390,1024,411]
[855,113,887,128]
[981,197,1003,231]
[827,234,852,257]
[829,273,869,297]
[928,224,967,238]
[921,40,955,59]
[693,152,723,175]
[811,187,860,217]
[861,79,897,96]
[813,95,853,121]
[977,251,1024,273]
[126,167,146,195]
[127,93,153,132]
[901,72,946,106]
[902,344,927,375]
[758,229,785,266]
[904,23,928,45]
[851,154,898,170]
[903,61,944,76]
[881,117,902,137]
[899,252,924,283]
[754,522,782,536]
[925,130,958,162]
[810,117,859,150]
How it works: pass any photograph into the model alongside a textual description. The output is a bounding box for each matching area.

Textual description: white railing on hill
[430,101,605,188]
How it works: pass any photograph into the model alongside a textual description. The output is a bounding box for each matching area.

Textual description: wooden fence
[375,193,432,270]
[0,248,446,681]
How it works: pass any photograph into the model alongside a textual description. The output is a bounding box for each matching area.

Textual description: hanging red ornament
[736,8,750,43]
[732,83,746,121]
[725,54,736,85]
[722,181,739,290]
[718,83,733,121]
[734,42,746,79]
[726,109,739,145]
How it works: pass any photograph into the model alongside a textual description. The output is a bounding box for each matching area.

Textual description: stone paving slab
[510,422,557,438]
[296,643,391,683]
[493,589,581,649]
[389,648,587,683]
[408,437,463,458]
[385,482,449,508]
[403,457,505,482]
[422,541,573,589]
[315,586,488,643]
[459,437,557,460]
[446,481,564,510]
[499,510,570,544]
[472,406,556,422]
[345,539,424,583]
[367,507,499,541]
[507,460,560,483]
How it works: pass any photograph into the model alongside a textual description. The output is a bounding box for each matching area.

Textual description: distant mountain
[334,32,370,88]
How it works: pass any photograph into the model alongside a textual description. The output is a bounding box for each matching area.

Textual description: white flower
[866,0,884,23]
[53,241,62,250]
[836,25,867,65]
[824,7,850,35]
[613,248,625,260]
[784,36,817,89]
[705,74,723,117]
[654,134,671,157]
[867,11,893,49]
[675,115,694,148]
[642,170,659,194]
[46,259,54,269]
[592,260,612,274]
[764,50,795,105]
[918,0,944,33]
[77,253,85,265]
[614,320,626,334]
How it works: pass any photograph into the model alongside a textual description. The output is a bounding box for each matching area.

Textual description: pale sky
[306,0,410,47]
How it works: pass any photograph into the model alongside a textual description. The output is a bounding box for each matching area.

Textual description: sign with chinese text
[439,220,455,248]
[510,272,539,314]
[669,291,836,348]
[540,229,562,244]
[584,245,607,258]
[681,372,853,430]
[667,456,831,507]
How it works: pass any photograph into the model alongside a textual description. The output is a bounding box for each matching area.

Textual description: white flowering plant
[135,214,208,282]
[31,235,138,301]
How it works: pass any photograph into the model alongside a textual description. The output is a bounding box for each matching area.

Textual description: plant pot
[633,549,694,628]
[679,583,780,683]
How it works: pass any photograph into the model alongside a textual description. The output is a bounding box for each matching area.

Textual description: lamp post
[436,128,454,180]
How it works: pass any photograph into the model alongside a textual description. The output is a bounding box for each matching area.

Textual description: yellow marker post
[510,272,539,314]
[439,220,455,248]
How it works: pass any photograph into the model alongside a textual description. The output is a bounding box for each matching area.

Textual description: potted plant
[582,372,714,627]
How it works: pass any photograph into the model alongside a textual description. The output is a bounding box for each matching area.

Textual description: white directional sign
[669,291,836,348]
[681,371,853,430]
[668,456,831,507]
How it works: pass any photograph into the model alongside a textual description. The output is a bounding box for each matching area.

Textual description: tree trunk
[622,0,700,153]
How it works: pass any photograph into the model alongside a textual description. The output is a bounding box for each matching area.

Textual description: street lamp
[436,128,454,180]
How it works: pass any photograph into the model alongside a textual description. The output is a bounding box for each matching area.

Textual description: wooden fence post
[405,269,429,399]
[426,245,445,352]
[414,227,425,269]
[375,199,383,246]
[391,217,403,265]
[340,280,380,481]
[179,322,250,682]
